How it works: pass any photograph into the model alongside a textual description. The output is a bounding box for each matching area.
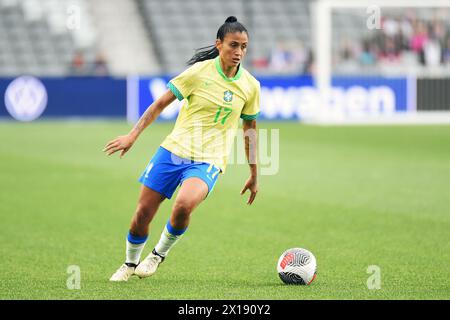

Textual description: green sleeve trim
[240,112,260,121]
[167,82,184,101]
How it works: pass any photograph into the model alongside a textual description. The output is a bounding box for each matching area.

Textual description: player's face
[216,31,248,67]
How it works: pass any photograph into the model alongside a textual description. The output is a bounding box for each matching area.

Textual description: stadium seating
[1,0,449,76]
[136,0,314,75]
[331,7,450,75]
[0,0,97,76]
[89,0,160,75]
[0,0,159,76]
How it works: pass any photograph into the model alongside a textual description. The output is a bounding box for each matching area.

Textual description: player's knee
[173,198,195,218]
[136,201,154,218]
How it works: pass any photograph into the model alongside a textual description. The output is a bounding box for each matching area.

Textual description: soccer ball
[277,248,317,285]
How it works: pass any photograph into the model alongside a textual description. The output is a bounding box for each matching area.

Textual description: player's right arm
[103,89,176,158]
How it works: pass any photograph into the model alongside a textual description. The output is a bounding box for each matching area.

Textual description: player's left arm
[240,119,258,205]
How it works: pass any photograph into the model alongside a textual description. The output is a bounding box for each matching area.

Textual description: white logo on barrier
[260,85,396,120]
[4,76,48,121]
[146,78,397,121]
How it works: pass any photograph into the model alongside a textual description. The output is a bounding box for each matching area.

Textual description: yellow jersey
[160,56,260,173]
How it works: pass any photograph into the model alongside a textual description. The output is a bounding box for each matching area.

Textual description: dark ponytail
[187,16,248,66]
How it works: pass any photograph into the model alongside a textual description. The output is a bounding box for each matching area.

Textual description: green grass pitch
[0,121,449,299]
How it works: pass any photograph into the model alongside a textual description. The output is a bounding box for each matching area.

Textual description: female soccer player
[105,16,260,281]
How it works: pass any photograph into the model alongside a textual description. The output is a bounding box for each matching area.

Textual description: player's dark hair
[187,16,248,66]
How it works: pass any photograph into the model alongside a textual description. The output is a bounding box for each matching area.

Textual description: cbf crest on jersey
[223,90,233,103]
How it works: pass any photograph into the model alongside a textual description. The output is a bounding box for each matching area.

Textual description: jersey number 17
[214,106,232,125]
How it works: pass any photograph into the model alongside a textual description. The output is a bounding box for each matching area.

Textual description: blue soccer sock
[154,220,187,257]
[125,231,148,266]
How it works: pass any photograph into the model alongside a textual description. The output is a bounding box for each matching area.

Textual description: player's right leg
[135,176,211,278]
[110,185,165,282]
[110,146,181,281]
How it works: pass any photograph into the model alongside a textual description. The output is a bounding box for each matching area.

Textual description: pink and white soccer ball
[277,248,317,285]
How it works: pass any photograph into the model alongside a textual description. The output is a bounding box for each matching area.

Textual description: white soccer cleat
[109,264,135,282]
[134,249,164,278]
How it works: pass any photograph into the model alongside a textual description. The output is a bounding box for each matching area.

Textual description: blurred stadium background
[1,0,450,123]
[1,0,449,299]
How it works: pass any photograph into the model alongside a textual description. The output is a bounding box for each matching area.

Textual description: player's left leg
[169,176,209,228]
[134,177,209,278]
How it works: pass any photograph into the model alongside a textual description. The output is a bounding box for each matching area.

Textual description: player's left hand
[240,176,258,205]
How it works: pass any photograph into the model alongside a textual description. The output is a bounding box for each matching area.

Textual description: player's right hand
[103,134,135,158]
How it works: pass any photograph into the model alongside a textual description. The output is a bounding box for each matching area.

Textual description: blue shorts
[138,146,221,199]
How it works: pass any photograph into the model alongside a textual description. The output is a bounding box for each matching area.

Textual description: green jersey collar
[215,56,242,82]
